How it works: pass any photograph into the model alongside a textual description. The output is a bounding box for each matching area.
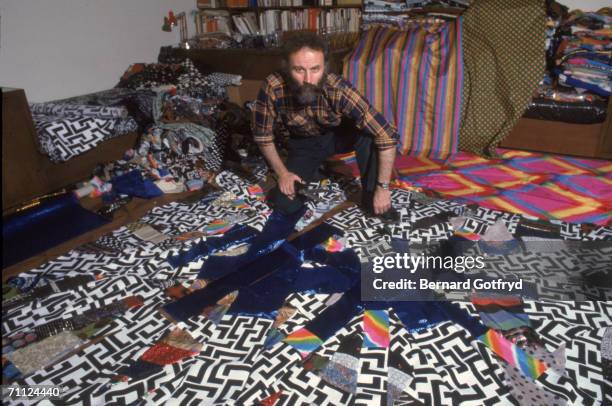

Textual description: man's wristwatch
[376,181,390,190]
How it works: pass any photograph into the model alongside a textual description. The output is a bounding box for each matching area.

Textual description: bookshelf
[194,0,363,37]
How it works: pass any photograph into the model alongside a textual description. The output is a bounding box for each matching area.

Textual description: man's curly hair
[281,31,329,64]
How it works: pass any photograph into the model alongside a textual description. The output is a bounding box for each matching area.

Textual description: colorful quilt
[329,148,612,226]
[2,169,610,405]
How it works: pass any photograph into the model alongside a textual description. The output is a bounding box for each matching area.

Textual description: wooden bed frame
[502,98,612,160]
[2,88,140,214]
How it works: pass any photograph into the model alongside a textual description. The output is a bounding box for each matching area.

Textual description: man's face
[287,47,326,105]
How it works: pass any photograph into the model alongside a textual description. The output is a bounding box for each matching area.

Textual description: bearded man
[252,32,400,223]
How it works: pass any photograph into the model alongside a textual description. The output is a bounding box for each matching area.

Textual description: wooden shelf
[203,5,362,10]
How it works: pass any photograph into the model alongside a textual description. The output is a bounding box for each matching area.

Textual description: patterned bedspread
[330,148,612,226]
[29,89,148,163]
[2,169,610,405]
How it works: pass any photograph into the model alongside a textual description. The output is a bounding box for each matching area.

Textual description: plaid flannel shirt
[251,72,399,150]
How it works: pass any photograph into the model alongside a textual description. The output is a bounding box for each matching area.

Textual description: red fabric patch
[141,343,196,365]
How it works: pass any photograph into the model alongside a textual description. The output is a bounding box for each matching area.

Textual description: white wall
[560,1,610,11]
[0,0,608,102]
[0,0,196,102]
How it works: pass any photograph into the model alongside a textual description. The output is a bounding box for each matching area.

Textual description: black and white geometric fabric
[2,169,610,405]
[31,110,138,163]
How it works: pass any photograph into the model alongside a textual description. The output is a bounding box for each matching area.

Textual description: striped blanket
[343,20,463,159]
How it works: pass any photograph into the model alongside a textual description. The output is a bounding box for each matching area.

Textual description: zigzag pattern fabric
[329,148,612,225]
[343,20,463,159]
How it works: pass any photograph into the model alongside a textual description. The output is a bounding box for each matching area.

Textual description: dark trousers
[269,127,379,215]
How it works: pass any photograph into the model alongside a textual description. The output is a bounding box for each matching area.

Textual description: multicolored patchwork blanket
[329,148,612,226]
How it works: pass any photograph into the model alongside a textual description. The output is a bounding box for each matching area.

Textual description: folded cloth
[29,103,129,119]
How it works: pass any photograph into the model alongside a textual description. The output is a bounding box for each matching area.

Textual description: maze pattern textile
[2,170,610,405]
[330,148,612,225]
[343,21,463,159]
[32,113,138,163]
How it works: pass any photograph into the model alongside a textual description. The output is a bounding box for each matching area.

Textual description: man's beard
[286,70,326,105]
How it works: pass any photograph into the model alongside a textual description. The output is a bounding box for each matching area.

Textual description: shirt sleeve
[335,79,399,150]
[251,80,277,146]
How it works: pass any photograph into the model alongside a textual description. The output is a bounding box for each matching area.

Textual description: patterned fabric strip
[318,236,345,253]
[343,21,462,159]
[479,329,547,380]
[362,310,390,349]
[283,328,324,359]
[204,219,234,235]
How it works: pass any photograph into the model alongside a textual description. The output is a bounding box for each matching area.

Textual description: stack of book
[256,8,361,34]
[196,10,233,35]
[232,12,260,34]
[197,0,227,8]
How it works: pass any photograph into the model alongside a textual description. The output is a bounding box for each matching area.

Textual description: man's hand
[373,188,391,214]
[278,172,304,200]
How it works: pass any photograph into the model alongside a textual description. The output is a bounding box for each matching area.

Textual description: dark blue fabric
[197,207,306,280]
[116,360,163,380]
[111,170,163,199]
[167,224,260,268]
[304,285,361,340]
[391,301,487,336]
[290,223,343,251]
[3,194,110,268]
[162,243,301,322]
[227,261,359,318]
[163,222,346,322]
[303,248,361,277]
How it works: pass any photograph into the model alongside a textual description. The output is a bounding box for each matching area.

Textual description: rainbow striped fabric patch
[362,310,390,349]
[204,219,233,235]
[283,328,323,359]
[479,329,547,379]
[247,185,265,200]
[318,236,345,253]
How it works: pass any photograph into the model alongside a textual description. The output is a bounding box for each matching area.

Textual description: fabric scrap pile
[555,8,612,98]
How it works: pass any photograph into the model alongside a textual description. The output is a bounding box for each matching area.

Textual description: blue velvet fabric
[196,207,307,280]
[162,243,302,322]
[391,301,487,337]
[302,292,486,343]
[227,265,354,317]
[227,258,359,318]
[3,194,110,268]
[163,217,487,339]
[111,170,163,199]
[167,224,260,268]
[304,285,362,340]
[163,221,342,322]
